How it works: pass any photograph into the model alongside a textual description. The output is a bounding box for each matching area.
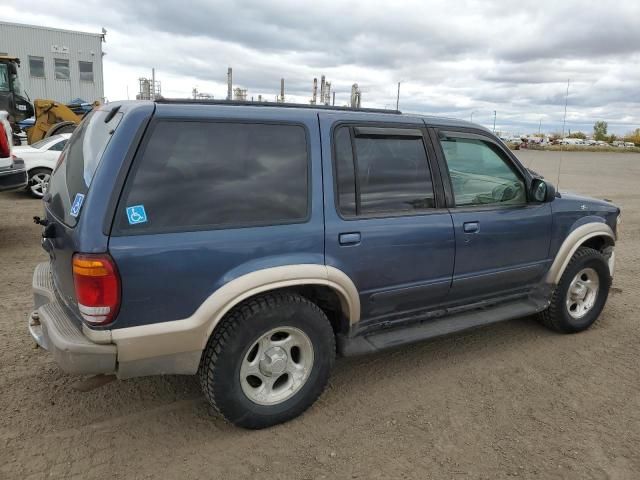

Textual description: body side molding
[545,222,615,285]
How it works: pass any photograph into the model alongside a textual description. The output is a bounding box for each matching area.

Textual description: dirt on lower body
[1,151,639,479]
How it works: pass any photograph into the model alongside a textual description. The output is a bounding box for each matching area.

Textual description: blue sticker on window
[70,193,85,217]
[126,205,148,225]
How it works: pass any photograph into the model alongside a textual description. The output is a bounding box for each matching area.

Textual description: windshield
[10,73,22,96]
[0,64,9,92]
[30,138,52,149]
[47,109,123,227]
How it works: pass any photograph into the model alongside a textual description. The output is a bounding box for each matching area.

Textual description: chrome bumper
[29,262,117,375]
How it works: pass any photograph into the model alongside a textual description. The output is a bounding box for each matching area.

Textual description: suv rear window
[47,109,122,227]
[114,121,309,234]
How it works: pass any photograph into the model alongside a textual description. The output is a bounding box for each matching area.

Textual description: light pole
[493,110,497,134]
[470,110,477,122]
[561,78,570,138]
[396,82,401,111]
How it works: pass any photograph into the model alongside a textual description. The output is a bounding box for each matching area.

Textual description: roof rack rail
[154,98,402,115]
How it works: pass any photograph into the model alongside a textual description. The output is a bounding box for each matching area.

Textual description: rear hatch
[42,108,123,312]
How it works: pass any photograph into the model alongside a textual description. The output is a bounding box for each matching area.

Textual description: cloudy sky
[3,0,640,134]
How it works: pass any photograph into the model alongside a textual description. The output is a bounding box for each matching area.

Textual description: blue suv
[29,100,620,428]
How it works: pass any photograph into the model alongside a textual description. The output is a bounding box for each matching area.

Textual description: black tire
[26,167,52,199]
[539,246,611,333]
[199,292,335,429]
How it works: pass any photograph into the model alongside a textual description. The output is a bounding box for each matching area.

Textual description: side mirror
[7,62,17,75]
[531,178,556,203]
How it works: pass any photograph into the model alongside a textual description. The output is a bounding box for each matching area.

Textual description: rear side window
[47,110,122,227]
[115,121,309,234]
[334,126,435,216]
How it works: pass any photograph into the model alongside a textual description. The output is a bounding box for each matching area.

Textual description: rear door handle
[339,232,361,246]
[463,221,479,233]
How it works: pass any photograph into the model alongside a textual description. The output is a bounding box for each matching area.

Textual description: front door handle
[463,221,479,233]
[339,232,361,246]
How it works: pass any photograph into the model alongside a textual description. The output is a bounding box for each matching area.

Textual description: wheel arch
[27,165,53,175]
[546,222,615,285]
[199,265,360,345]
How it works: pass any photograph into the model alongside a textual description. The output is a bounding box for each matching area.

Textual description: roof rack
[154,98,402,115]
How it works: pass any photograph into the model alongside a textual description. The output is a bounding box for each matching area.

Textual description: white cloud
[2,0,639,134]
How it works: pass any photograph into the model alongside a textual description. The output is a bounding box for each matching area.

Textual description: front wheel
[539,246,611,333]
[27,168,52,199]
[199,292,335,429]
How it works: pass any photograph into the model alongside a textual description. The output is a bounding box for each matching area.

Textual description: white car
[13,133,70,198]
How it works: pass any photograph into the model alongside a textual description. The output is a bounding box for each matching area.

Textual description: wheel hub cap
[259,347,287,376]
[239,326,314,406]
[565,267,599,319]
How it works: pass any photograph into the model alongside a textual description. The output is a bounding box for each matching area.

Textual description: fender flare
[545,222,615,285]
[111,264,360,363]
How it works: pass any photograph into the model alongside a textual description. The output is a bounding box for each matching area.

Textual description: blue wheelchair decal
[69,193,85,218]
[126,205,148,225]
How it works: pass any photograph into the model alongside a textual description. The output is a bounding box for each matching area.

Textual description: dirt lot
[1,151,639,479]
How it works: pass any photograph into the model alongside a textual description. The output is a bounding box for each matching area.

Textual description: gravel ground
[1,150,639,480]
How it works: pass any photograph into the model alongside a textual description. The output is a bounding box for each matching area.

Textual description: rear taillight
[72,253,121,325]
[0,123,10,158]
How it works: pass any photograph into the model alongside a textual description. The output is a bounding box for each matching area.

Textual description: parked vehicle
[0,56,98,145]
[0,110,27,192]
[14,133,70,198]
[29,100,621,429]
[560,138,584,145]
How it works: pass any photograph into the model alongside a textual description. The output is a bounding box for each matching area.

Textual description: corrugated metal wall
[0,21,104,104]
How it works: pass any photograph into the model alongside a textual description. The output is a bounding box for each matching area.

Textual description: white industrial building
[0,21,105,104]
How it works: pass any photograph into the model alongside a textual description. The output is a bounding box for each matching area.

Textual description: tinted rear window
[47,110,122,227]
[115,121,309,234]
[334,126,435,216]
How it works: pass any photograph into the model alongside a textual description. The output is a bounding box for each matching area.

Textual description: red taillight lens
[72,254,120,325]
[0,123,10,158]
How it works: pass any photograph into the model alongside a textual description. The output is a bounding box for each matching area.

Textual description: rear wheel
[199,292,335,429]
[539,247,611,333]
[27,168,52,199]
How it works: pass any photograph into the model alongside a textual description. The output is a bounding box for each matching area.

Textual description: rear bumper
[0,159,27,192]
[29,262,117,375]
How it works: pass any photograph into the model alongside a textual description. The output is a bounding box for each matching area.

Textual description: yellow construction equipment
[1,56,99,145]
[26,99,100,144]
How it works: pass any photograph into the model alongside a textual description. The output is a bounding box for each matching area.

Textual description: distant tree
[593,121,608,141]
[549,132,562,141]
[568,131,586,139]
[608,134,617,143]
[624,128,640,146]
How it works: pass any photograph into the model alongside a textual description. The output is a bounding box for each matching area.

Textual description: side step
[338,298,545,356]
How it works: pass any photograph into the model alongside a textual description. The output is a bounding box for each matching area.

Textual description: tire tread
[539,246,609,333]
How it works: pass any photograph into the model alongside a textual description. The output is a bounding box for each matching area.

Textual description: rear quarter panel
[107,105,324,329]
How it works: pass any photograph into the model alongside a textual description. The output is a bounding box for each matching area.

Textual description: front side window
[116,121,309,234]
[440,136,526,207]
[29,56,45,77]
[334,126,435,216]
[79,61,93,82]
[54,58,70,80]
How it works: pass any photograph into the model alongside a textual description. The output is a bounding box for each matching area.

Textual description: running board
[337,298,546,356]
